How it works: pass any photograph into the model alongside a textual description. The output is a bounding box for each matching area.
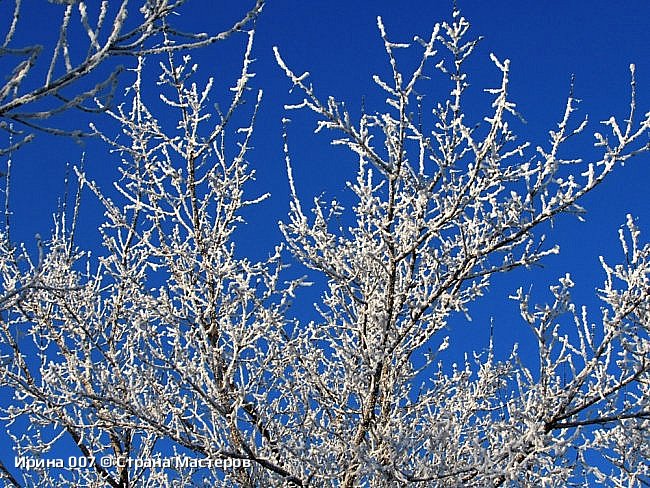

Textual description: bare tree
[0,7,649,487]
[0,0,264,153]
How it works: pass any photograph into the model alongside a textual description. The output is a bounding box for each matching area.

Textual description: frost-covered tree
[1,7,649,487]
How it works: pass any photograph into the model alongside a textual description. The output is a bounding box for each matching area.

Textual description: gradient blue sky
[2,0,650,479]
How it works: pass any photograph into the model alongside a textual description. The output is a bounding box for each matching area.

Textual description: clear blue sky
[14,1,650,255]
[10,0,650,267]
[194,1,649,351]
[2,0,650,478]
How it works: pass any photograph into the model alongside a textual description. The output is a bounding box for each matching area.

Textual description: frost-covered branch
[0,20,309,487]
[276,10,650,487]
[0,0,264,151]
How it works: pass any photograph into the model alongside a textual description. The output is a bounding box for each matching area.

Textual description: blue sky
[213,0,649,353]
[9,0,650,270]
[2,0,650,480]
